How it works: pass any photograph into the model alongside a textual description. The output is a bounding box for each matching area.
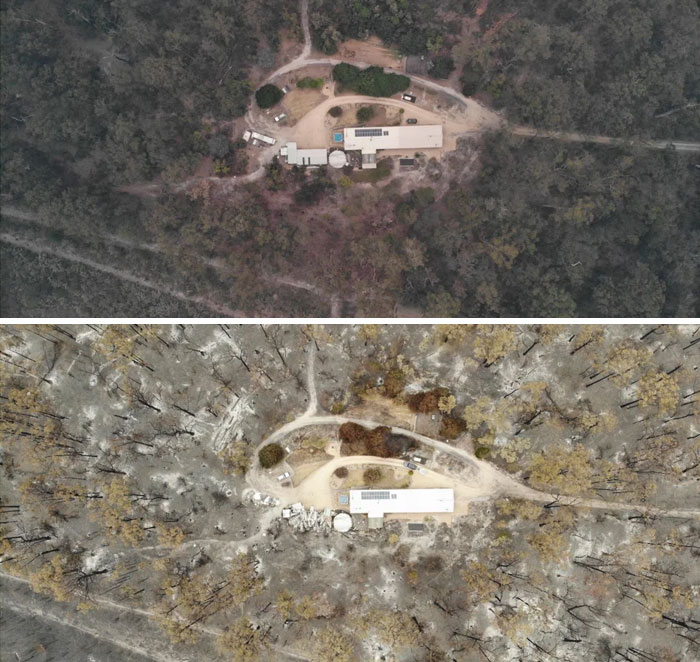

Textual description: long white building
[243,130,276,146]
[343,125,443,168]
[280,142,328,167]
[349,489,453,528]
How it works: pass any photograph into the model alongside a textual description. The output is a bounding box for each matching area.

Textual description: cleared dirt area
[349,103,403,127]
[282,87,328,123]
[330,36,405,69]
[335,463,413,490]
[285,92,496,158]
[344,394,417,429]
[290,458,331,486]
[292,454,485,519]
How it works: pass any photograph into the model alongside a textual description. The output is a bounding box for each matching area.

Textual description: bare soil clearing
[344,393,417,429]
[331,36,405,69]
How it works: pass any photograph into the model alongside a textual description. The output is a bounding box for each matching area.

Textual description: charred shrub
[258,443,285,468]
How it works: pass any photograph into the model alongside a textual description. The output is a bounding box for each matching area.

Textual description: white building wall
[282,142,328,166]
[343,125,443,153]
[349,488,454,515]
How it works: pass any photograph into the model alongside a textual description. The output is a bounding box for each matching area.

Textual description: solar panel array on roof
[361,490,390,499]
[355,128,383,137]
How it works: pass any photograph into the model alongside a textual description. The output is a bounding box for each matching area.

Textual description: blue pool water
[333,132,343,142]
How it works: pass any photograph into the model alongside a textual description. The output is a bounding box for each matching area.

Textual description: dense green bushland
[311,0,453,55]
[332,64,409,97]
[464,0,700,139]
[401,133,700,317]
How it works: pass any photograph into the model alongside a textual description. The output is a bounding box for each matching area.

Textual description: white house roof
[349,488,454,515]
[343,125,442,154]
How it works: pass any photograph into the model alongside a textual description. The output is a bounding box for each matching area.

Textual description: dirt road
[0,572,310,662]
[266,0,311,80]
[1,574,183,662]
[259,413,700,520]
[510,126,700,152]
[1,206,345,316]
[0,231,245,317]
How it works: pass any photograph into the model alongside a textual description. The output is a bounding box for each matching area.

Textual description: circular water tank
[328,150,347,169]
[333,512,352,532]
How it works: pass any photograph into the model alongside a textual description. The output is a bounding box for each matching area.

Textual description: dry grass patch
[284,88,327,122]
[337,36,405,69]
[345,393,415,429]
[339,463,412,490]
[290,458,332,486]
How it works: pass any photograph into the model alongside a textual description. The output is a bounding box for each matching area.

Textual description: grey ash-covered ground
[1,324,699,662]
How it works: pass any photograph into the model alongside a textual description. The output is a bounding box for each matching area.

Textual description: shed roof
[282,142,328,166]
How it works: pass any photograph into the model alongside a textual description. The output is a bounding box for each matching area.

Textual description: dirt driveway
[270,454,495,519]
[283,91,499,155]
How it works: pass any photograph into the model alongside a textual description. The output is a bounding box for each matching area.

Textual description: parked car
[411,456,426,464]
[403,461,418,470]
[274,113,287,122]
[277,471,291,481]
[402,93,417,103]
[406,118,418,124]
[281,85,290,94]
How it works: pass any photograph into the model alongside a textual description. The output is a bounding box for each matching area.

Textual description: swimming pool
[333,132,343,142]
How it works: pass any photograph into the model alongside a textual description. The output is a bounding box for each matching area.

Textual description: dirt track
[0,231,244,317]
[0,572,311,662]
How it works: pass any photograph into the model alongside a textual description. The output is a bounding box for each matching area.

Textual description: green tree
[255,84,283,108]
[332,62,360,87]
[429,55,455,79]
[356,106,374,123]
[208,134,230,159]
